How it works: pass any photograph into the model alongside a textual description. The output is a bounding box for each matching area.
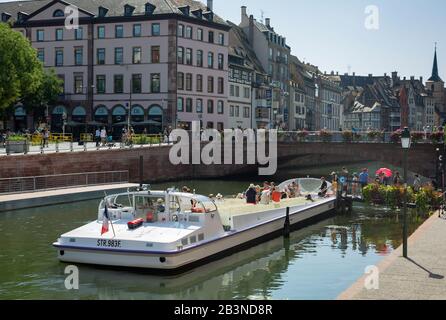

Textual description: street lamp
[401,127,411,258]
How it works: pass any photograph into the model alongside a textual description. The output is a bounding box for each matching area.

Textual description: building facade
[1,0,230,137]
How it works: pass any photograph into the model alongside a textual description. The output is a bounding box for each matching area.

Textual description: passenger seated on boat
[318,177,328,197]
[156,199,165,213]
[246,184,257,205]
[260,189,270,204]
[271,187,282,203]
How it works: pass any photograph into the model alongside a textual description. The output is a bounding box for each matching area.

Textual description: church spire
[429,43,442,82]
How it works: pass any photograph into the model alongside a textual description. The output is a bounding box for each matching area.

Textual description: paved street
[339,213,446,300]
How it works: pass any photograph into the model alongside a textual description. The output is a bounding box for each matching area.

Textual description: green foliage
[0,23,44,111]
[22,68,63,110]
[363,183,440,213]
[6,134,27,141]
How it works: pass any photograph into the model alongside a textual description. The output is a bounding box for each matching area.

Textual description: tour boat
[53,178,335,272]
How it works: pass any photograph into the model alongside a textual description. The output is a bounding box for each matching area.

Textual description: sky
[1,0,445,81]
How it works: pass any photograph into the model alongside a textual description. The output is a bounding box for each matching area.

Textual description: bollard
[283,207,290,238]
[55,140,59,153]
[70,141,74,152]
[84,143,87,152]
[24,140,28,155]
[40,144,44,154]
[6,141,10,156]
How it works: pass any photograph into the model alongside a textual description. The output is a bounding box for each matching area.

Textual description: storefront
[147,105,163,134]
[131,105,145,133]
[70,106,87,140]
[14,106,27,132]
[112,105,128,140]
[51,105,67,133]
[94,105,109,125]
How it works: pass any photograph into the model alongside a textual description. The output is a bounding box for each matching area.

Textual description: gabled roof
[0,0,228,26]
[227,20,266,74]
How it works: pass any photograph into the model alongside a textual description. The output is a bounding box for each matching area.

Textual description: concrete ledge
[0,183,139,212]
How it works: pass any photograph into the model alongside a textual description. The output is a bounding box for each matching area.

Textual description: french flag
[101,204,110,235]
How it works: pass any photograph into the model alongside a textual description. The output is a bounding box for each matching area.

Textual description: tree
[22,68,63,111]
[0,23,44,112]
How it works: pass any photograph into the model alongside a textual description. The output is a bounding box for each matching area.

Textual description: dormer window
[124,4,135,17]
[53,9,64,17]
[203,11,213,21]
[98,6,108,17]
[1,12,11,22]
[145,3,156,15]
[191,9,202,19]
[17,12,28,23]
[178,6,190,16]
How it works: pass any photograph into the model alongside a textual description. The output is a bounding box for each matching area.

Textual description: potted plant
[411,132,424,145]
[297,130,309,142]
[429,132,443,144]
[342,130,354,142]
[6,135,29,154]
[319,129,332,142]
[390,129,402,144]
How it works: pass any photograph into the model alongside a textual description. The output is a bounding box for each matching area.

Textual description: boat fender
[146,212,154,223]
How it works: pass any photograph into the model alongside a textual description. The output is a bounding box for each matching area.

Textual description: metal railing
[0,171,129,194]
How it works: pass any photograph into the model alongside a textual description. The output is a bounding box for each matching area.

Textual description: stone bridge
[0,142,438,183]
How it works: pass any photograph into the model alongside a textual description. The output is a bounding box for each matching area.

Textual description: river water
[0,162,429,300]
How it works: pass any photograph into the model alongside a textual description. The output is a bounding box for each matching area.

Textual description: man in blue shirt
[359,168,369,188]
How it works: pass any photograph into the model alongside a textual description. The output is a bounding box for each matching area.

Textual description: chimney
[368,73,373,78]
[384,73,387,77]
[420,76,423,83]
[352,72,356,87]
[249,15,254,45]
[403,76,406,80]
[207,0,213,11]
[410,76,414,81]
[241,6,247,20]
[265,18,270,27]
[391,71,398,83]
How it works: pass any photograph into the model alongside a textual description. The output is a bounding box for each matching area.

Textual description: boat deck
[217,197,327,225]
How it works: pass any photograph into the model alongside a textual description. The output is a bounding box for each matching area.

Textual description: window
[151,46,160,63]
[235,106,239,117]
[197,28,203,41]
[96,75,106,94]
[207,100,214,114]
[207,122,214,129]
[230,85,234,97]
[244,107,250,118]
[36,30,44,42]
[133,24,141,37]
[55,48,63,66]
[115,25,124,38]
[178,24,184,37]
[235,86,240,97]
[218,54,224,70]
[74,75,83,94]
[196,75,203,92]
[208,52,214,68]
[186,73,192,91]
[218,33,224,45]
[53,9,64,17]
[217,123,223,131]
[186,48,192,65]
[151,74,160,93]
[230,105,234,117]
[114,75,123,93]
[75,27,83,40]
[97,26,105,39]
[132,74,142,93]
[208,31,214,43]
[197,50,203,67]
[177,47,184,64]
[74,47,83,65]
[218,77,224,94]
[217,101,224,114]
[186,98,192,112]
[244,87,250,99]
[177,72,184,90]
[196,99,203,113]
[185,26,192,39]
[115,47,123,64]
[55,28,63,41]
[152,23,160,36]
[132,47,141,64]
[177,97,184,112]
[97,48,105,65]
[207,76,214,93]
[37,49,44,63]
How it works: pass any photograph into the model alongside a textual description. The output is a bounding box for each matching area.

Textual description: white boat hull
[54,198,336,271]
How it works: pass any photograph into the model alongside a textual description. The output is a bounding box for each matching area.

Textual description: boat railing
[0,170,129,194]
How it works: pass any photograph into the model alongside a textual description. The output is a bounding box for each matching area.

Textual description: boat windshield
[198,199,217,213]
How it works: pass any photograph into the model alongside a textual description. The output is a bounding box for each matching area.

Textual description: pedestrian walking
[413,174,422,192]
[100,127,107,146]
[95,128,101,147]
[42,128,49,148]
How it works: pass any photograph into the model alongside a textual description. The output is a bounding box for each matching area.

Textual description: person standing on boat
[359,168,369,189]
[246,184,257,204]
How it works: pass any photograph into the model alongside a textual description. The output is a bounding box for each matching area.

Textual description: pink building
[1,0,229,138]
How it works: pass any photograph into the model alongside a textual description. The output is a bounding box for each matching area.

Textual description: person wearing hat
[246,184,257,205]
[156,198,165,213]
